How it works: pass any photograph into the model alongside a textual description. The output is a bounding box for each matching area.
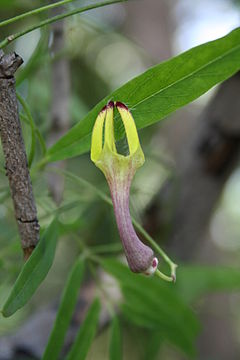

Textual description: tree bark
[0,50,39,259]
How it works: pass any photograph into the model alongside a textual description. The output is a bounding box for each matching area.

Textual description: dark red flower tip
[107,100,114,108]
[100,101,114,113]
[115,101,128,110]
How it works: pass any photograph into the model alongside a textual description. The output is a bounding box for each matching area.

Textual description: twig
[17,93,36,168]
[0,0,76,28]
[0,50,40,260]
[0,0,128,50]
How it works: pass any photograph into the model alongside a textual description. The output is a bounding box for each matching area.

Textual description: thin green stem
[0,0,76,28]
[51,168,177,282]
[17,93,36,168]
[71,233,88,254]
[155,269,173,282]
[132,218,177,281]
[55,168,112,205]
[31,156,49,173]
[0,0,128,50]
[19,112,30,125]
[35,129,47,156]
[16,29,49,86]
[18,95,47,158]
[38,200,81,221]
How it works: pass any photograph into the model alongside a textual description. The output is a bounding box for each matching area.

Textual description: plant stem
[155,269,173,282]
[17,93,36,168]
[0,0,75,28]
[0,0,128,50]
[20,113,47,156]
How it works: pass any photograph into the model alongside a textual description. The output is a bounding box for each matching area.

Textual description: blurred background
[0,0,240,359]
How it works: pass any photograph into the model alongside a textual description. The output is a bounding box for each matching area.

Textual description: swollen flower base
[91,101,158,275]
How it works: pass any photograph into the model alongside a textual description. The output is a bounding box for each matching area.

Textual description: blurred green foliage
[0,1,240,360]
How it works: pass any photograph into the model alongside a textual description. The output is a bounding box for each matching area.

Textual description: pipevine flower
[91,101,158,275]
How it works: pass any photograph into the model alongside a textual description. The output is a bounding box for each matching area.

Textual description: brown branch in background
[47,5,70,204]
[0,50,39,260]
[144,73,240,359]
[145,73,240,261]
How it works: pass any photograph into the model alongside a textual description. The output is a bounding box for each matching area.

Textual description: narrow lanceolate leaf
[67,298,101,360]
[109,317,122,360]
[2,219,58,317]
[42,258,85,360]
[46,27,240,162]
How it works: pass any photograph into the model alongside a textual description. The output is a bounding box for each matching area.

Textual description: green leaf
[42,258,85,360]
[1,219,58,317]
[175,265,240,304]
[143,331,162,360]
[121,287,196,357]
[16,29,49,86]
[101,259,200,358]
[0,0,17,9]
[109,317,122,360]
[66,298,101,360]
[46,27,240,162]
[17,93,36,168]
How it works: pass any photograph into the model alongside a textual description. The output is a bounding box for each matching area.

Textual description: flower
[91,101,158,275]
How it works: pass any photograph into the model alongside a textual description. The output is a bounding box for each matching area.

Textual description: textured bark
[0,50,39,259]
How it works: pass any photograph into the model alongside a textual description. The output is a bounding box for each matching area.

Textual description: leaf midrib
[129,41,240,112]
[48,33,240,157]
